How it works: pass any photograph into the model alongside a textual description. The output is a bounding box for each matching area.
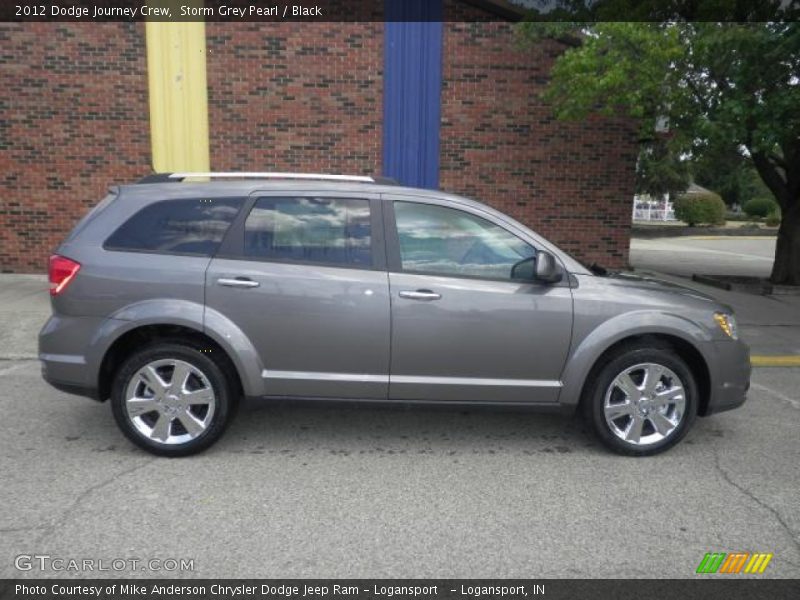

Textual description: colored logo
[696,552,773,574]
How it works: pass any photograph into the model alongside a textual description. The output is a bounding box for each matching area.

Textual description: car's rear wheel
[110,342,235,456]
[585,345,697,456]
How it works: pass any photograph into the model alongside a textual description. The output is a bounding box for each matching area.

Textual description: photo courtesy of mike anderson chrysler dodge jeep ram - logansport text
[39,172,751,457]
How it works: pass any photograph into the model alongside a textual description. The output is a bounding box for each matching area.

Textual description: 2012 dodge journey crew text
[39,172,751,457]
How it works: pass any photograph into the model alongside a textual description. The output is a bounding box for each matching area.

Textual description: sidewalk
[0,272,798,363]
[633,270,800,361]
[0,274,49,360]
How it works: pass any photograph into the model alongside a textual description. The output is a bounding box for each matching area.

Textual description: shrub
[673,192,726,226]
[743,196,779,218]
[765,209,781,227]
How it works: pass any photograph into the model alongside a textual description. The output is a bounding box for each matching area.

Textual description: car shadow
[218,398,602,457]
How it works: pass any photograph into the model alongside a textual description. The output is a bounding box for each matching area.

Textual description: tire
[110,341,236,457]
[584,344,698,456]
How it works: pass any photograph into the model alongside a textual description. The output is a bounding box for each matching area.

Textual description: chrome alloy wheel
[125,359,216,445]
[603,362,686,446]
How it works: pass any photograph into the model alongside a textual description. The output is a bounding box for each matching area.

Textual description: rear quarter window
[104,198,242,256]
[65,192,117,243]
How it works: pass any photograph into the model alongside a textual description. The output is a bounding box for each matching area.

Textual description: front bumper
[702,338,751,416]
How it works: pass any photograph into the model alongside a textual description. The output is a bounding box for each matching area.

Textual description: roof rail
[137,173,176,184]
[137,172,400,185]
[172,172,377,182]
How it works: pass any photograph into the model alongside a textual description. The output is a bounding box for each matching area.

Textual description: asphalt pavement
[630,236,775,279]
[1,238,798,578]
[1,360,798,579]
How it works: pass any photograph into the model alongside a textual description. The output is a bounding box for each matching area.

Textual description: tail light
[48,255,81,296]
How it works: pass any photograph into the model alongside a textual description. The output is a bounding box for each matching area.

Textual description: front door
[205,192,390,399]
[386,198,573,404]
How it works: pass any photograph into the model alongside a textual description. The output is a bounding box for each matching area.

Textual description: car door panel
[206,259,390,399]
[385,197,574,404]
[205,193,390,400]
[389,272,571,402]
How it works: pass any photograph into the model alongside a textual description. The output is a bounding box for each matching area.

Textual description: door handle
[217,277,260,289]
[399,289,441,301]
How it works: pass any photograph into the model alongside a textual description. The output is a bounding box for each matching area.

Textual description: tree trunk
[770,199,800,286]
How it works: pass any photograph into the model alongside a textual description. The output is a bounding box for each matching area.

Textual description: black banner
[2,0,799,23]
[1,580,799,600]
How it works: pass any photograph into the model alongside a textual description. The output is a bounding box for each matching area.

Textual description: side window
[394,201,535,280]
[105,198,241,256]
[243,197,372,267]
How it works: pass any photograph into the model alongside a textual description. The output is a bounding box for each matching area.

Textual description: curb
[751,355,800,367]
[691,274,800,296]
[632,226,777,239]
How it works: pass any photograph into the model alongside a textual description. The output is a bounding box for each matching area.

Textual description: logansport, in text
[16,584,544,598]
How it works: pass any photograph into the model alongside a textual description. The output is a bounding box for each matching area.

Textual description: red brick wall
[0,23,150,272]
[0,14,637,273]
[206,22,383,175]
[440,2,638,268]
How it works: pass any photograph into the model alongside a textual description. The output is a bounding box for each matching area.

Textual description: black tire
[111,341,236,457]
[583,344,698,456]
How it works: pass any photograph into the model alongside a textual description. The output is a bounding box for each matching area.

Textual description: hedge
[743,196,779,218]
[673,192,726,226]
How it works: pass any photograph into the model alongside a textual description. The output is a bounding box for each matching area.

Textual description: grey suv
[39,173,750,457]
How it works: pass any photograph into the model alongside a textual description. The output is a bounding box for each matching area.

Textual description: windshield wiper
[588,262,608,276]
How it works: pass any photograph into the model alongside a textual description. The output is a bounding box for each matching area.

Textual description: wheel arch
[560,312,713,416]
[89,299,265,401]
[97,324,245,403]
[575,333,711,417]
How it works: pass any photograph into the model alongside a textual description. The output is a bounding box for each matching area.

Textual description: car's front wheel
[585,344,698,456]
[110,342,235,456]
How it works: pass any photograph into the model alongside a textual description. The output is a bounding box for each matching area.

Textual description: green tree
[520,19,800,284]
[636,140,690,200]
[691,144,753,208]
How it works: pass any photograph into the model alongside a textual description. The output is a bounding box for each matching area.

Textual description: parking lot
[631,236,775,279]
[1,236,799,578]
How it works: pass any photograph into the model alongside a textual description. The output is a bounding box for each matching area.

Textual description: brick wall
[0,23,150,272]
[0,12,637,273]
[206,22,383,175]
[440,2,638,268]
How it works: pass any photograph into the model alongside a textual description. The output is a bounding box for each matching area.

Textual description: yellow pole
[145,7,210,172]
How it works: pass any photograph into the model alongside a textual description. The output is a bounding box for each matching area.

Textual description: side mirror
[510,256,536,281]
[534,250,563,283]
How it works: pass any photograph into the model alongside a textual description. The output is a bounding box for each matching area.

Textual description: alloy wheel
[603,362,686,447]
[125,359,216,445]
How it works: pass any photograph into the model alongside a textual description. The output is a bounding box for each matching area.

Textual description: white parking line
[751,382,800,409]
[0,362,34,376]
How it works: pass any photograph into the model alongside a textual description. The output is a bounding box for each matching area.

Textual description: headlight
[713,312,738,339]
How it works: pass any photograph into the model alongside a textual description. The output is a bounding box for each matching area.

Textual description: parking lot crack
[0,525,47,534]
[34,458,156,544]
[713,452,800,557]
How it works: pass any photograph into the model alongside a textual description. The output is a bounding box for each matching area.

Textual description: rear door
[205,191,390,399]
[385,195,574,404]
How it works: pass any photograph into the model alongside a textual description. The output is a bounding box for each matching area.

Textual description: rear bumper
[39,314,103,401]
[40,364,100,401]
[702,338,750,416]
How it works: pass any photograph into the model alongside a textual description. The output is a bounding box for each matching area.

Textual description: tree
[690,143,755,208]
[519,18,800,284]
[636,139,690,200]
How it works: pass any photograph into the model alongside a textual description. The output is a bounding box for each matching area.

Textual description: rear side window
[105,198,241,256]
[243,197,372,267]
